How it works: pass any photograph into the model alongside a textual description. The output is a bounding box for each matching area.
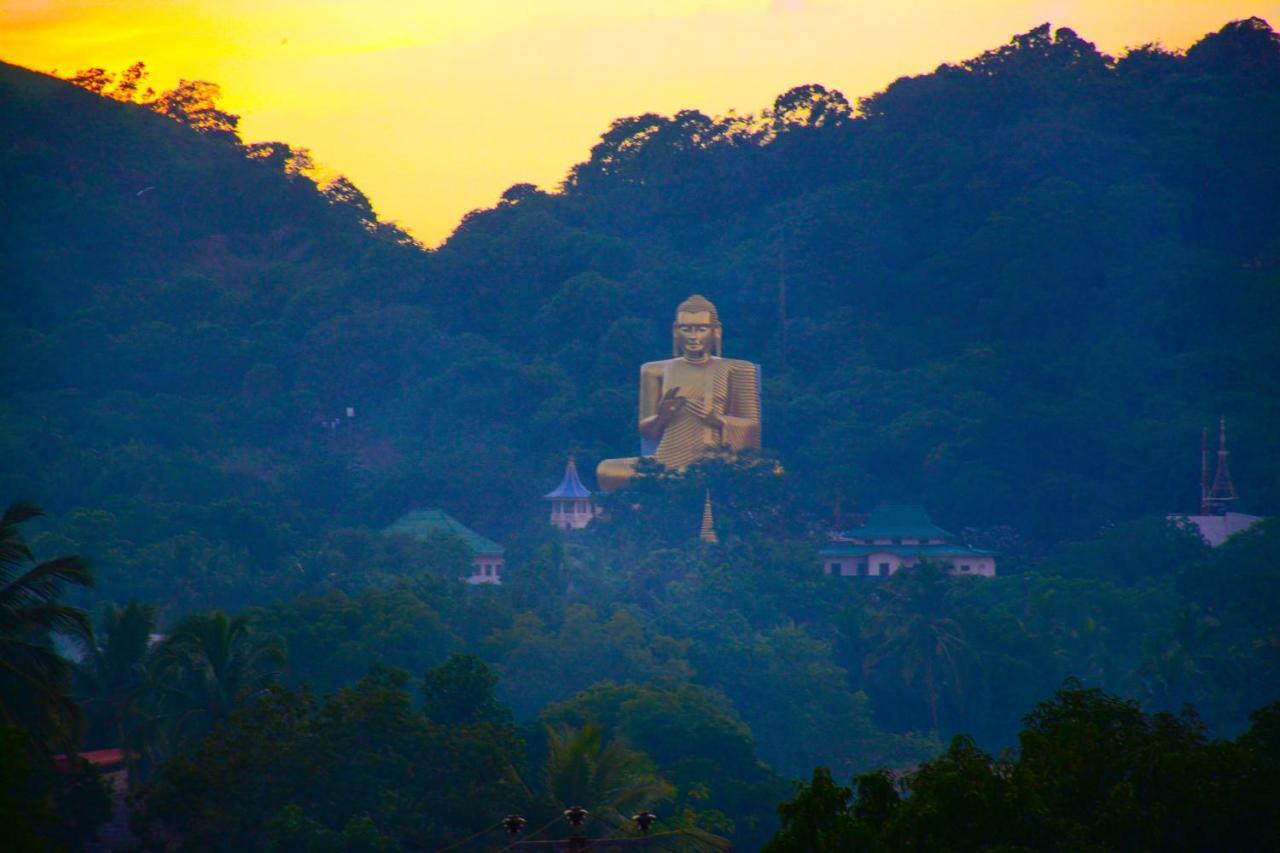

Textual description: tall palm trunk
[926,661,940,735]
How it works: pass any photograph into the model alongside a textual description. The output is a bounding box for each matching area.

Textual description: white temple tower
[545,457,595,530]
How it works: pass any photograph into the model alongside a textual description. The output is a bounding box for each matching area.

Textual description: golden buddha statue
[596,294,761,492]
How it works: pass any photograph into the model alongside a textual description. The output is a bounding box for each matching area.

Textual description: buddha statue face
[675,312,714,361]
[671,295,722,360]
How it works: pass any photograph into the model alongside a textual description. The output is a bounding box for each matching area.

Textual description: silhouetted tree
[0,501,94,749]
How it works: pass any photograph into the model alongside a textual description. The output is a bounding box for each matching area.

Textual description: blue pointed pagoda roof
[545,457,592,499]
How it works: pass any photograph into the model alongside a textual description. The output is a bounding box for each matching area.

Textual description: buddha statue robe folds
[596,295,761,493]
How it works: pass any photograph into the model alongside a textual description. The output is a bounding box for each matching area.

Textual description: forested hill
[425,18,1280,541]
[3,19,1280,609]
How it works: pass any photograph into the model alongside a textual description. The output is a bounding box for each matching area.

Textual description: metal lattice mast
[1206,416,1239,513]
[1200,427,1212,515]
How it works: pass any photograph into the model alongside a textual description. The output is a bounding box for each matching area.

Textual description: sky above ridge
[4,1,1277,244]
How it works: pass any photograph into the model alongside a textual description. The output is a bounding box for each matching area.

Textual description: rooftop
[53,748,132,769]
[383,509,504,555]
[545,457,593,499]
[842,503,954,541]
[819,543,997,558]
[1169,511,1264,548]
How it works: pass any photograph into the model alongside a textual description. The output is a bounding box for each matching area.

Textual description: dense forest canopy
[1,17,1278,851]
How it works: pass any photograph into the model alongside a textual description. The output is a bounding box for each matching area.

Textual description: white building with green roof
[383,509,506,585]
[820,503,996,579]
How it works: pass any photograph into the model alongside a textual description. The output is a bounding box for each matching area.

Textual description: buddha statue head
[672,294,722,360]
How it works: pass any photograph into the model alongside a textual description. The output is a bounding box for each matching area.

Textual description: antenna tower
[1204,416,1239,514]
[1200,427,1211,514]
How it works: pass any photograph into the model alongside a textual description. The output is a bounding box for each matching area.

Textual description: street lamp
[632,811,657,835]
[563,805,590,831]
[503,814,527,838]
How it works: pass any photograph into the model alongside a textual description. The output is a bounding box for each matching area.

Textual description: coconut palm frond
[2,602,93,642]
[144,609,285,758]
[0,501,43,528]
[545,723,674,825]
[0,502,94,749]
[640,827,733,851]
[1,555,95,607]
[0,651,80,745]
[0,502,44,573]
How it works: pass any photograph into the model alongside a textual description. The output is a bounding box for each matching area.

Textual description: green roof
[844,504,954,540]
[819,543,996,558]
[383,509,504,555]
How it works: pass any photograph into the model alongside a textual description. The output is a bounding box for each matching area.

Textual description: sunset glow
[5,0,1277,244]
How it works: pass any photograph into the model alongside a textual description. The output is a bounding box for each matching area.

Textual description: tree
[421,652,508,726]
[544,724,674,832]
[243,141,316,179]
[321,175,377,226]
[489,605,693,718]
[66,62,153,102]
[767,84,851,133]
[862,562,972,735]
[140,667,527,850]
[540,680,787,848]
[75,600,156,753]
[113,61,154,102]
[0,502,107,848]
[1014,682,1204,850]
[766,686,1280,851]
[0,724,111,851]
[66,66,113,94]
[762,768,861,853]
[1040,516,1207,585]
[257,587,458,697]
[151,79,240,140]
[541,681,759,779]
[883,735,1020,849]
[147,610,284,759]
[0,501,94,749]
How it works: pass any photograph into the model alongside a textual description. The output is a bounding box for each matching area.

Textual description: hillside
[424,20,1280,543]
[1,58,447,610]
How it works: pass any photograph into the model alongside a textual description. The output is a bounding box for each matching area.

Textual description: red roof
[53,748,132,769]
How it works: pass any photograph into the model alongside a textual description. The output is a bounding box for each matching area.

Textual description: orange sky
[3,1,1277,244]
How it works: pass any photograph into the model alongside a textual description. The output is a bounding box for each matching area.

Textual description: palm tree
[544,724,674,831]
[147,610,284,758]
[541,725,730,850]
[75,601,157,753]
[863,561,972,735]
[0,500,94,749]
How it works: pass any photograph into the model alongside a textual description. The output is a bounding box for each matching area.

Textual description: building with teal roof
[820,503,996,579]
[383,509,505,585]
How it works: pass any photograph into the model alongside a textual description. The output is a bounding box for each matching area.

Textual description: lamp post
[563,806,590,830]
[564,806,589,852]
[632,811,656,836]
[504,814,528,839]
[507,808,672,850]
